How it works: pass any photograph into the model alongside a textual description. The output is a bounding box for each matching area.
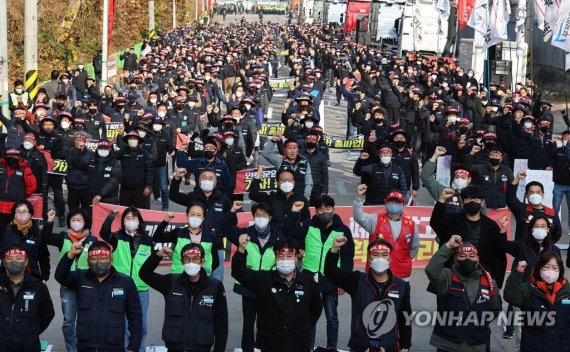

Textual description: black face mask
[459,126,469,134]
[4,261,25,276]
[204,151,215,160]
[88,108,97,114]
[374,118,384,124]
[188,84,195,89]
[56,102,65,109]
[540,127,549,134]
[484,142,495,150]
[89,262,111,277]
[456,259,478,276]
[6,157,18,168]
[394,140,406,149]
[117,104,125,109]
[463,201,481,215]
[306,142,317,149]
[223,122,234,130]
[175,104,185,110]
[489,158,501,166]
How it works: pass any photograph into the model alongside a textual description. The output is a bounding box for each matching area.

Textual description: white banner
[516,0,528,56]
[413,4,423,47]
[468,0,489,34]
[551,1,570,52]
[434,0,451,35]
[535,0,545,31]
[543,0,560,42]
[483,0,511,51]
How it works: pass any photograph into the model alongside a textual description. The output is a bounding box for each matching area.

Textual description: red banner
[28,194,43,219]
[234,167,278,194]
[91,204,511,269]
[457,0,475,29]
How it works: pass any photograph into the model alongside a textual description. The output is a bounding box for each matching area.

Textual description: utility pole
[196,0,199,22]
[149,0,155,38]
[102,0,109,88]
[173,0,177,28]
[24,0,38,100]
[0,0,8,117]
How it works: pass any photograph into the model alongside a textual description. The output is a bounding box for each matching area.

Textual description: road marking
[336,180,347,195]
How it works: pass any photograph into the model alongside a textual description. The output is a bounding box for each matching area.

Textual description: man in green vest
[286,194,355,352]
[99,207,153,352]
[222,200,288,352]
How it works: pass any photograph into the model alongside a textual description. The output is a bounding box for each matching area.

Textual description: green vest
[113,240,152,291]
[172,237,213,275]
[302,226,342,274]
[59,238,91,271]
[235,241,276,285]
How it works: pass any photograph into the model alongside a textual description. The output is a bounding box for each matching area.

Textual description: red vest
[368,214,415,278]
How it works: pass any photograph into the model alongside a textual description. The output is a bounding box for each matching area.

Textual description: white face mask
[236,92,244,98]
[380,156,392,165]
[254,217,270,229]
[448,116,457,123]
[189,102,196,108]
[70,220,84,232]
[184,262,201,276]
[149,98,157,104]
[157,111,167,118]
[532,228,548,241]
[128,139,139,148]
[61,121,71,129]
[124,220,139,232]
[188,216,203,228]
[370,257,390,274]
[540,269,559,284]
[23,141,34,150]
[305,121,314,129]
[62,79,69,85]
[279,181,294,193]
[452,178,469,190]
[152,124,163,132]
[225,137,234,146]
[97,149,110,158]
[528,193,543,206]
[15,88,23,94]
[492,107,499,112]
[524,121,533,129]
[138,131,147,139]
[276,260,296,275]
[200,180,215,192]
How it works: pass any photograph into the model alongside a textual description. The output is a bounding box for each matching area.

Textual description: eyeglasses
[15,210,29,215]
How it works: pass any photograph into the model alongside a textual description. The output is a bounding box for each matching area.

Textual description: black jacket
[1,222,51,281]
[87,154,122,204]
[0,274,55,352]
[151,130,175,167]
[300,148,329,194]
[55,256,142,352]
[115,146,153,189]
[430,201,507,287]
[231,250,323,352]
[139,252,228,352]
[66,147,93,190]
[550,145,570,185]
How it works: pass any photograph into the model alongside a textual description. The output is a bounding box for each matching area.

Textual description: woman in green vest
[153,202,219,276]
[43,207,98,352]
[100,206,153,352]
[222,201,287,352]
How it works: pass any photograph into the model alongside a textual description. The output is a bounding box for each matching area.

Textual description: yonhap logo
[362,299,397,338]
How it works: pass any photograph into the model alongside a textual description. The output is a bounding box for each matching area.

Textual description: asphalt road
[37,13,570,352]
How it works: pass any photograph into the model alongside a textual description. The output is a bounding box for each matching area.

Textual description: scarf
[531,276,568,305]
[13,220,33,236]
[68,230,88,242]
[256,225,271,239]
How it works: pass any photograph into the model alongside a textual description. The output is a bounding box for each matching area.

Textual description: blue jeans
[60,286,77,352]
[125,290,149,352]
[211,249,225,282]
[153,165,169,210]
[310,290,339,349]
[553,183,570,231]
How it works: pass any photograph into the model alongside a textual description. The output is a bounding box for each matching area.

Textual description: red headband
[4,249,27,258]
[368,243,392,254]
[274,246,298,255]
[454,169,470,177]
[284,140,298,148]
[379,146,392,153]
[88,249,111,258]
[456,245,478,255]
[182,247,203,258]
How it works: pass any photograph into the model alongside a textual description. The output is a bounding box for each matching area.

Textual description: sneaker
[502,329,515,339]
[154,198,162,205]
[58,216,65,227]
[334,102,340,106]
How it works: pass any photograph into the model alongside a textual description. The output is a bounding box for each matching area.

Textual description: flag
[468,0,489,34]
[108,0,116,50]
[544,0,560,42]
[551,0,570,51]
[457,0,475,29]
[535,0,545,31]
[483,0,511,51]
[516,0,528,56]
[434,0,451,35]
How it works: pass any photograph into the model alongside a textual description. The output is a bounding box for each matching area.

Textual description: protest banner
[268,76,296,88]
[322,134,364,149]
[41,150,68,175]
[92,204,511,269]
[234,167,278,194]
[259,122,286,136]
[435,155,452,187]
[175,133,203,151]
[105,122,124,139]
